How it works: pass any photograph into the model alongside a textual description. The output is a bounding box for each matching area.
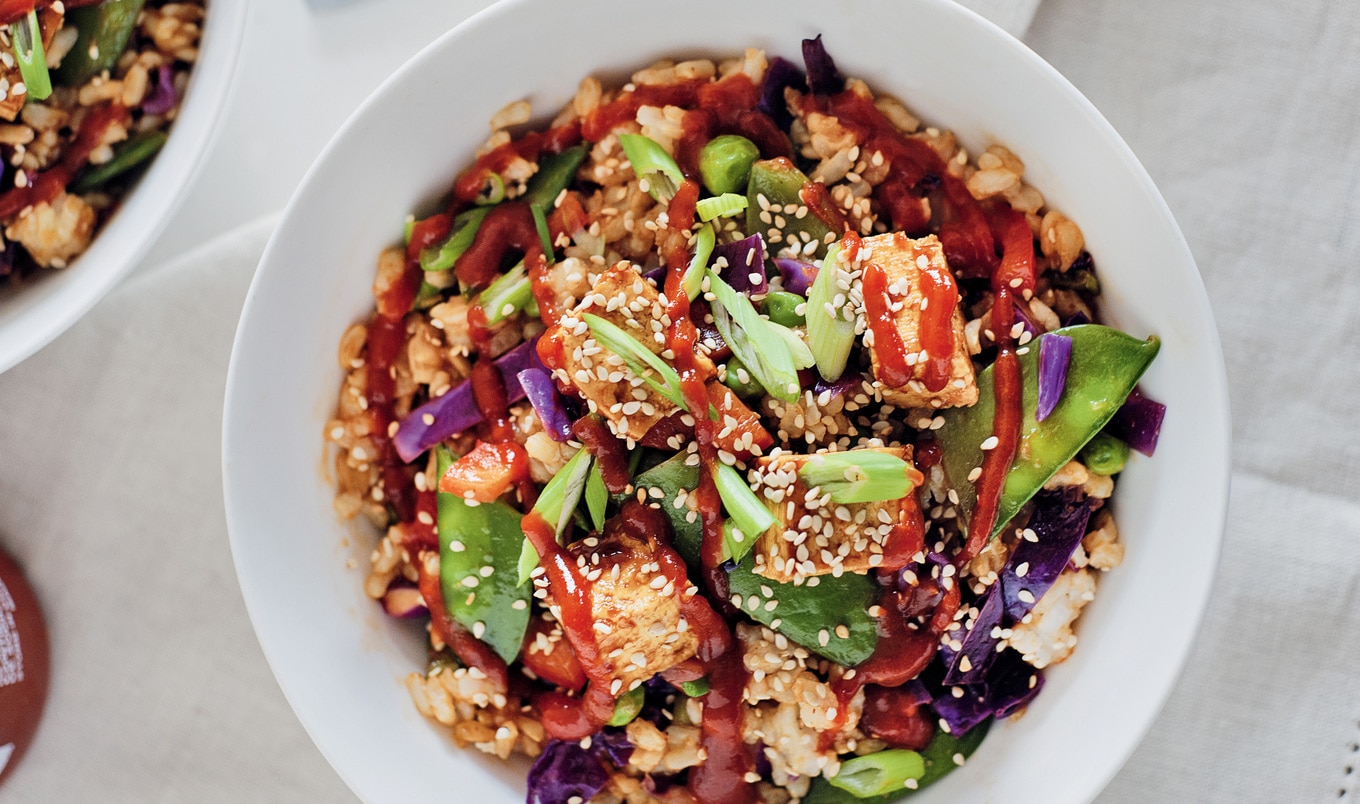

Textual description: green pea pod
[802,720,992,803]
[746,158,835,258]
[70,131,168,195]
[524,145,587,209]
[699,134,759,196]
[628,455,879,667]
[937,324,1160,540]
[763,290,807,327]
[54,0,146,87]
[436,446,532,664]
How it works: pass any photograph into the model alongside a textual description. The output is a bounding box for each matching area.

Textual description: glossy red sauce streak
[860,685,936,750]
[687,657,754,804]
[469,359,513,443]
[416,552,509,692]
[363,316,416,521]
[915,242,962,393]
[452,119,581,204]
[806,91,998,274]
[454,202,544,290]
[957,206,1037,564]
[0,0,94,25]
[861,262,911,387]
[913,439,942,470]
[823,577,960,749]
[581,80,705,142]
[521,511,617,740]
[800,179,848,232]
[0,104,130,219]
[401,489,439,552]
[572,415,631,495]
[880,490,926,571]
[406,212,452,264]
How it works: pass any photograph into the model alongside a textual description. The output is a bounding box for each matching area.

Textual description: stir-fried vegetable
[699,134,760,196]
[54,0,145,86]
[421,208,491,273]
[617,133,683,202]
[584,313,688,409]
[798,450,922,505]
[827,750,927,798]
[804,243,856,381]
[12,10,50,101]
[708,272,801,402]
[517,449,594,583]
[714,463,775,563]
[70,131,167,194]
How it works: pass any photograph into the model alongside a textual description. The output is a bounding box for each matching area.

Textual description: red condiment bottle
[0,548,49,786]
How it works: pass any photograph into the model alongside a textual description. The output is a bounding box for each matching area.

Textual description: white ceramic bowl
[224,1,1231,801]
[0,0,248,374]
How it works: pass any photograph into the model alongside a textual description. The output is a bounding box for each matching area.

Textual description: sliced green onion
[798,450,917,505]
[403,216,416,246]
[584,313,687,410]
[708,272,800,403]
[696,193,749,222]
[827,749,926,798]
[715,463,775,563]
[678,223,715,301]
[525,145,587,209]
[805,243,856,381]
[413,280,444,310]
[421,207,491,273]
[585,459,608,532]
[680,678,710,697]
[530,202,554,264]
[618,133,683,202]
[476,261,533,325]
[770,322,815,370]
[518,449,594,584]
[475,172,506,206]
[608,684,646,726]
[13,11,52,102]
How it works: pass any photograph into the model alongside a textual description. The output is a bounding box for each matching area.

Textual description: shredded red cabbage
[759,56,807,129]
[142,66,178,116]
[1109,387,1165,456]
[998,488,1092,621]
[773,257,817,296]
[929,649,1046,733]
[942,584,1004,685]
[812,372,866,401]
[713,234,768,296]
[1035,332,1072,423]
[518,368,574,442]
[801,35,844,96]
[392,337,538,463]
[526,739,611,804]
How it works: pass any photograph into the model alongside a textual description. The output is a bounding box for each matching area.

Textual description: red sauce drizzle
[363,315,417,522]
[859,685,936,750]
[800,179,848,232]
[581,80,706,142]
[861,262,911,387]
[452,120,581,204]
[915,242,962,393]
[572,415,631,495]
[454,202,544,290]
[0,104,130,219]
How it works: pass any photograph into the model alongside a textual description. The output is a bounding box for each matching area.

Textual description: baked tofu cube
[748,447,923,584]
[537,262,713,444]
[562,529,700,691]
[859,233,978,409]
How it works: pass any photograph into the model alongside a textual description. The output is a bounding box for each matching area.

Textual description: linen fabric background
[0,0,1356,800]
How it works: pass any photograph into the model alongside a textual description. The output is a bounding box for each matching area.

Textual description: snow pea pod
[524,145,586,209]
[937,324,1160,540]
[436,446,531,664]
[54,0,145,87]
[746,158,835,258]
[70,131,166,194]
[629,455,879,667]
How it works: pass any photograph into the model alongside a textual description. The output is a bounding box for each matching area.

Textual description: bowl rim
[224,0,1232,800]
[0,0,251,375]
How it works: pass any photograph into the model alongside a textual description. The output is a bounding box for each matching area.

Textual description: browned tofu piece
[538,262,713,444]
[562,527,700,691]
[860,233,978,409]
[748,447,923,584]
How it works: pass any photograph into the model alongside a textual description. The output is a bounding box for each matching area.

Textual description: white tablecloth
[3,0,1359,801]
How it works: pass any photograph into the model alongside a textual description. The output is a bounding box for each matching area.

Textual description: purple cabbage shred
[773,257,817,296]
[801,35,844,96]
[526,739,611,804]
[998,488,1093,621]
[713,234,768,296]
[1109,387,1166,456]
[1035,333,1072,423]
[142,66,178,116]
[758,57,807,129]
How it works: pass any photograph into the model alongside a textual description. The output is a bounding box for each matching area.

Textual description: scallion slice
[585,459,607,532]
[708,272,801,402]
[12,11,51,102]
[476,261,533,325]
[770,322,815,370]
[421,207,491,273]
[681,223,715,301]
[584,313,688,410]
[804,243,856,381]
[798,450,920,505]
[530,202,554,264]
[715,463,775,563]
[475,172,506,205]
[518,448,594,584]
[696,193,749,222]
[680,678,710,697]
[827,749,927,798]
[608,684,645,726]
[618,133,683,202]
